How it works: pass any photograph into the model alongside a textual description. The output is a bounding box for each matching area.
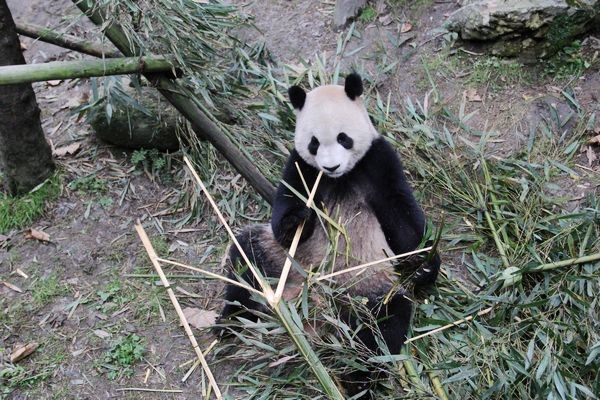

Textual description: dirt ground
[1,0,599,399]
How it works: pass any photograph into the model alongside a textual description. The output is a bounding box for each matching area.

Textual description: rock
[87,79,180,151]
[334,0,368,28]
[445,0,600,60]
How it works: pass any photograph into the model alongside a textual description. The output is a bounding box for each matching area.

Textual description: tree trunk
[0,0,54,195]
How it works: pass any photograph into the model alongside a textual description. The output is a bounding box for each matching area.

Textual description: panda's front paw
[284,206,311,226]
[412,253,441,288]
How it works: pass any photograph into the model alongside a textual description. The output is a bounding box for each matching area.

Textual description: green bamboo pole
[72,0,276,204]
[15,21,121,58]
[529,252,600,272]
[0,56,172,85]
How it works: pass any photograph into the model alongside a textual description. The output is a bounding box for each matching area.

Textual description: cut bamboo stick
[135,222,222,399]
[316,246,433,282]
[0,56,174,86]
[182,156,275,302]
[274,168,323,304]
[156,257,264,297]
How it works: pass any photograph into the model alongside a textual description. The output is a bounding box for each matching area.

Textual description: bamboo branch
[182,156,275,301]
[0,56,173,85]
[15,21,121,58]
[405,306,494,343]
[155,257,264,297]
[135,222,222,399]
[316,246,433,282]
[182,156,344,399]
[72,0,276,204]
[274,168,323,304]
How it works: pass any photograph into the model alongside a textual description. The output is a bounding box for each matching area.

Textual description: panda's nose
[324,164,340,172]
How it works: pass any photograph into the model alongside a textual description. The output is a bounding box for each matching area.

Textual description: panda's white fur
[220,73,440,399]
[294,85,378,178]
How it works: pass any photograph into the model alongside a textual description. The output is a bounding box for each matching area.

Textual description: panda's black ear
[288,86,306,110]
[344,73,363,100]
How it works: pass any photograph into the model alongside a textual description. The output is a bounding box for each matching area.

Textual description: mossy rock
[445,0,599,60]
[88,83,180,151]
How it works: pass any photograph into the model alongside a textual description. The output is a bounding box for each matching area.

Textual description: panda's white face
[293,85,378,178]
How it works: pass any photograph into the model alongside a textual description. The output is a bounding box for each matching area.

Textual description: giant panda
[220,73,440,398]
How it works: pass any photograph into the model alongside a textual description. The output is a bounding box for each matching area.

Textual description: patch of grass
[150,236,169,257]
[31,274,67,306]
[358,5,377,23]
[544,40,591,79]
[68,174,107,194]
[96,278,135,313]
[467,55,530,88]
[99,334,145,380]
[0,174,61,233]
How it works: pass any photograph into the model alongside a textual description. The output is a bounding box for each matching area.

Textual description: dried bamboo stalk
[156,257,263,297]
[183,156,275,303]
[274,168,323,304]
[316,246,433,281]
[135,222,222,399]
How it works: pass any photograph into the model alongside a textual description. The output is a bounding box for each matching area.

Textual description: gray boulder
[334,0,368,28]
[445,0,599,59]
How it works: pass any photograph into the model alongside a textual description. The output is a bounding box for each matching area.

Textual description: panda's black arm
[271,149,320,247]
[363,138,426,254]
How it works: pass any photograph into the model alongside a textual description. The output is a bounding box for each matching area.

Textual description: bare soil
[1,0,598,399]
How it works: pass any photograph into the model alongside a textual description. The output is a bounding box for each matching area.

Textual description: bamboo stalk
[274,168,323,304]
[182,156,344,399]
[182,339,218,383]
[135,222,222,399]
[155,257,263,297]
[0,56,173,85]
[428,371,449,400]
[316,246,433,282]
[405,306,494,343]
[15,21,121,58]
[72,0,276,204]
[182,156,275,301]
[529,252,600,272]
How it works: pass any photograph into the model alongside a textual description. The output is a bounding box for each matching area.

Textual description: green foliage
[68,174,107,194]
[131,149,170,178]
[545,41,591,79]
[0,174,60,233]
[31,274,66,306]
[358,6,377,23]
[100,334,145,380]
[468,56,528,88]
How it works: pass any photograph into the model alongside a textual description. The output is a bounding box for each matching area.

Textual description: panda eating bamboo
[219,73,440,399]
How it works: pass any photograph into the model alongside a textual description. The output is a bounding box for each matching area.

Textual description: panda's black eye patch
[337,132,354,149]
[308,136,320,155]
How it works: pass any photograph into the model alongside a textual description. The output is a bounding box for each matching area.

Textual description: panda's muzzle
[323,164,340,173]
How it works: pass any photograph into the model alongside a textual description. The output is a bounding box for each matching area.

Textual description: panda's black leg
[216,228,267,336]
[342,291,413,399]
[413,251,441,288]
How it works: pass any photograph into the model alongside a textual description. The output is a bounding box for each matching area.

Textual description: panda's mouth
[324,170,343,178]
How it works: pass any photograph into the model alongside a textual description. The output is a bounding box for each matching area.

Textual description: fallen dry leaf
[182,307,218,329]
[589,134,600,145]
[11,342,39,363]
[53,142,81,157]
[379,14,393,26]
[400,22,412,33]
[2,281,23,293]
[268,355,297,368]
[586,146,597,166]
[47,80,62,86]
[25,228,50,242]
[93,329,112,339]
[466,89,482,102]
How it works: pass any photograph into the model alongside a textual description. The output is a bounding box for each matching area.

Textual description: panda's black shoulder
[354,136,405,178]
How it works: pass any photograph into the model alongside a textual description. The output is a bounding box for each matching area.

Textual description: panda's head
[288,73,379,178]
